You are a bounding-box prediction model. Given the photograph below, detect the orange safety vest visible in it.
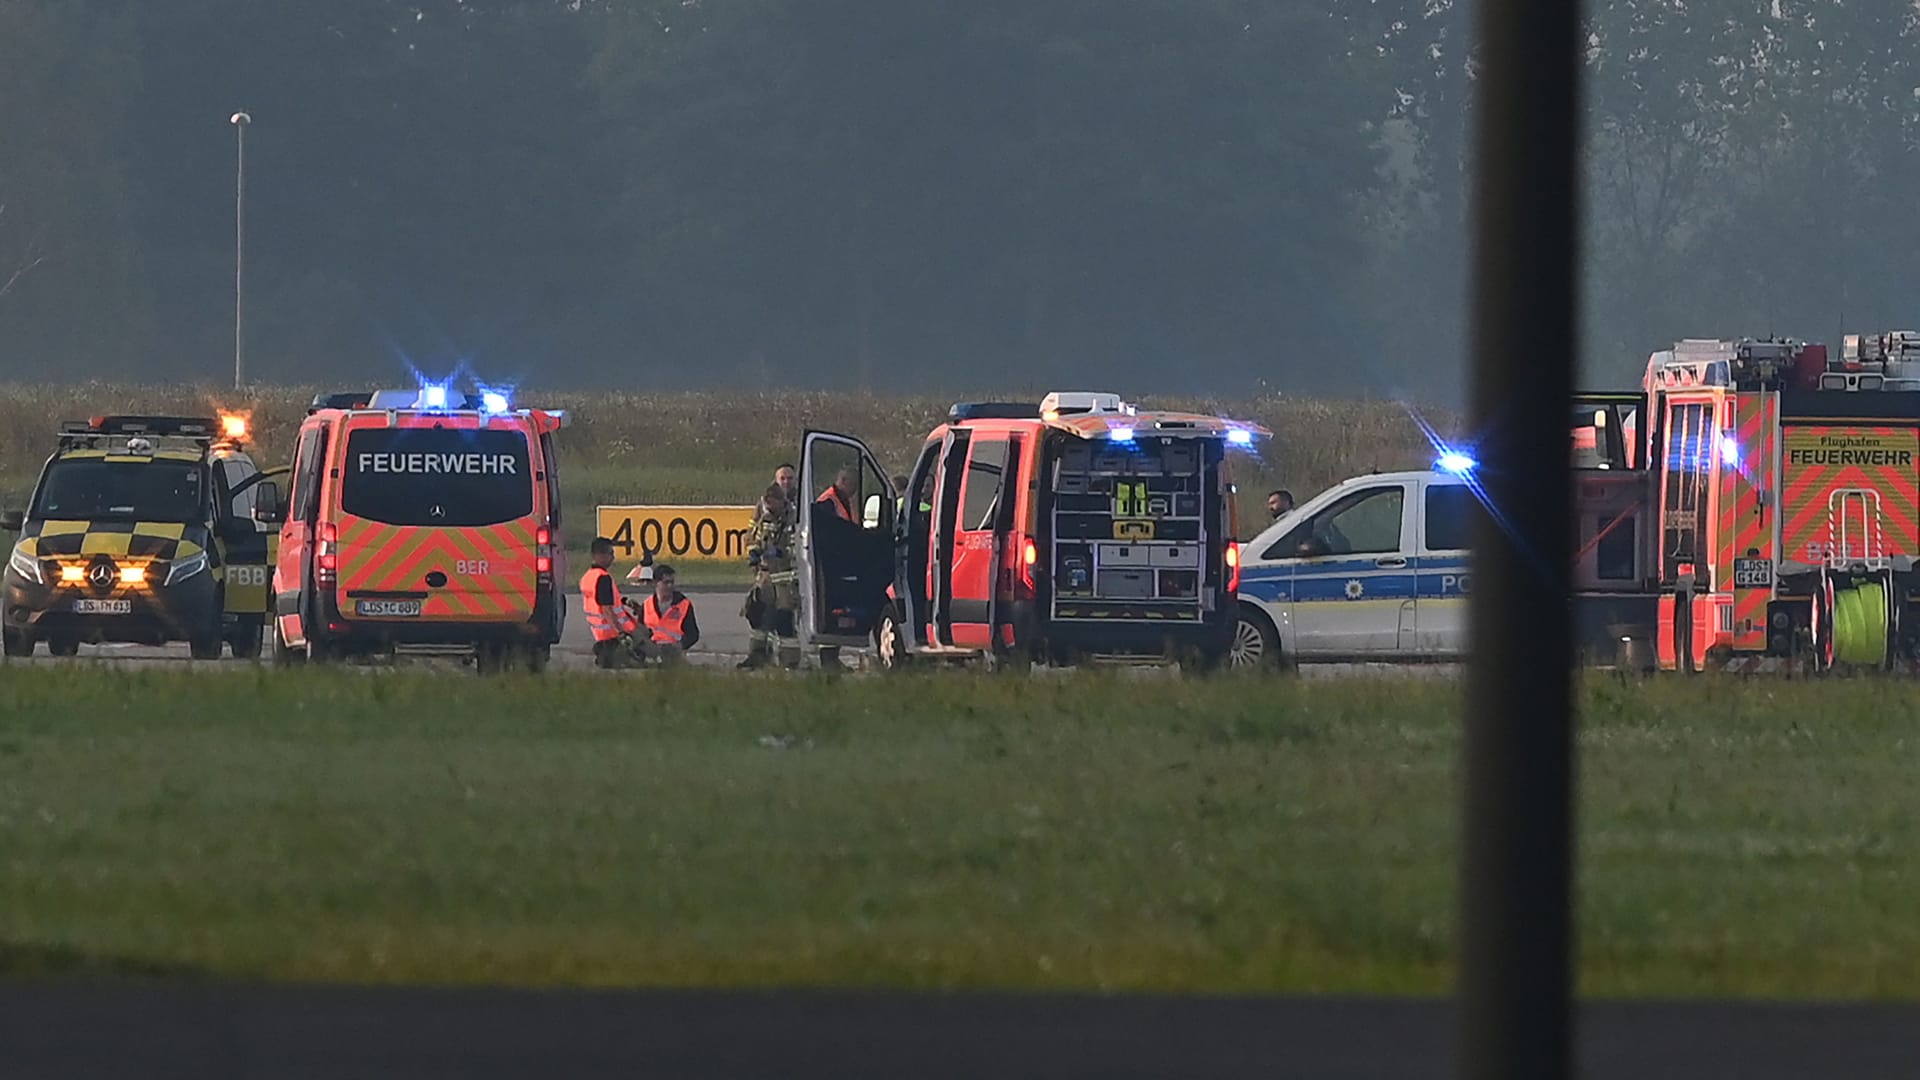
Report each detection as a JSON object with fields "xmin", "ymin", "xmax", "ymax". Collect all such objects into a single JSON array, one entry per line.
[
  {"xmin": 643, "ymin": 594, "xmax": 692, "ymax": 645},
  {"xmin": 817, "ymin": 486, "xmax": 854, "ymax": 522},
  {"xmin": 581, "ymin": 566, "xmax": 638, "ymax": 642}
]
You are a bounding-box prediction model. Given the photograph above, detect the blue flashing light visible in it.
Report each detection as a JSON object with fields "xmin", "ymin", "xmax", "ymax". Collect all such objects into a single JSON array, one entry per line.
[
  {"xmin": 1108, "ymin": 426, "xmax": 1135, "ymax": 442},
  {"xmin": 1226, "ymin": 427, "xmax": 1253, "ymax": 446},
  {"xmin": 419, "ymin": 384, "xmax": 448, "ymax": 410},
  {"xmin": 481, "ymin": 390, "xmax": 510, "ymax": 414},
  {"xmin": 1718, "ymin": 434, "xmax": 1740, "ymax": 469},
  {"xmin": 1436, "ymin": 451, "xmax": 1477, "ymax": 475}
]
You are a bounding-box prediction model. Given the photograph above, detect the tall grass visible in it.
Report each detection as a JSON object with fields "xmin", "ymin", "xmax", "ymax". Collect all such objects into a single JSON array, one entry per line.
[
  {"xmin": 0, "ymin": 383, "xmax": 1457, "ymax": 517},
  {"xmin": 2, "ymin": 667, "xmax": 1917, "ymax": 996}
]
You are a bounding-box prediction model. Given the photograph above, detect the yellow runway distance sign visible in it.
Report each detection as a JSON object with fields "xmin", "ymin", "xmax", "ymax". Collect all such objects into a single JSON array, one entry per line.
[{"xmin": 595, "ymin": 505, "xmax": 757, "ymax": 564}]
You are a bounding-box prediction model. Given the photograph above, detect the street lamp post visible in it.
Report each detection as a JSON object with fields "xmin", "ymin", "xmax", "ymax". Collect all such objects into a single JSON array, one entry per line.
[{"xmin": 230, "ymin": 111, "xmax": 250, "ymax": 390}]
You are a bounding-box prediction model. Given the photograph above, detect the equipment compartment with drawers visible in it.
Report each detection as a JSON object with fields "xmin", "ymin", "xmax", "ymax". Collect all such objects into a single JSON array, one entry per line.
[{"xmin": 1049, "ymin": 435, "xmax": 1213, "ymax": 621}]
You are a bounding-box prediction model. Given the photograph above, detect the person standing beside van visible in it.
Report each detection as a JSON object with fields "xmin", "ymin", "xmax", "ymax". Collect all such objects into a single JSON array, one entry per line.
[{"xmin": 581, "ymin": 537, "xmax": 639, "ymax": 669}]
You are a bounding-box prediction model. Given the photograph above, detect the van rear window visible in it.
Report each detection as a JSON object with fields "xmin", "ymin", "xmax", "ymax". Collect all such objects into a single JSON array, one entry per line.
[{"xmin": 342, "ymin": 428, "xmax": 532, "ymax": 527}]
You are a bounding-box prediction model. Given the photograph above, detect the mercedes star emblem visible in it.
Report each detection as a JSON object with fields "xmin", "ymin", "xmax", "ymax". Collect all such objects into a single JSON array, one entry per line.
[
  {"xmin": 429, "ymin": 504, "xmax": 447, "ymax": 519},
  {"xmin": 87, "ymin": 562, "xmax": 116, "ymax": 588}
]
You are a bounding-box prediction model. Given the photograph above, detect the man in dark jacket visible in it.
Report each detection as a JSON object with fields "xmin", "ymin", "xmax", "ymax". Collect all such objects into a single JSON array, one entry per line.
[{"xmin": 633, "ymin": 563, "xmax": 700, "ymax": 665}]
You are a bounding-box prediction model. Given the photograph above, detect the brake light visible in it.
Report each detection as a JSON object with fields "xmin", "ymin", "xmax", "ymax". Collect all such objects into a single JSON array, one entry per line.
[
  {"xmin": 1226, "ymin": 541, "xmax": 1241, "ymax": 593},
  {"xmin": 317, "ymin": 523, "xmax": 338, "ymax": 580},
  {"xmin": 536, "ymin": 525, "xmax": 554, "ymax": 580},
  {"xmin": 1016, "ymin": 536, "xmax": 1038, "ymax": 594}
]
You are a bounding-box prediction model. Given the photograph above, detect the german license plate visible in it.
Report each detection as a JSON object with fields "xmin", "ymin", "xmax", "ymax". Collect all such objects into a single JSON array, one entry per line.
[
  {"xmin": 356, "ymin": 599, "xmax": 423, "ymax": 617},
  {"xmin": 1733, "ymin": 558, "xmax": 1772, "ymax": 588},
  {"xmin": 73, "ymin": 598, "xmax": 132, "ymax": 615}
]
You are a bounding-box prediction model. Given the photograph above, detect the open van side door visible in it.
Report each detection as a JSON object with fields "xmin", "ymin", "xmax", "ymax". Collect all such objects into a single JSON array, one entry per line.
[
  {"xmin": 797, "ymin": 429, "xmax": 899, "ymax": 649},
  {"xmin": 927, "ymin": 429, "xmax": 970, "ymax": 647},
  {"xmin": 896, "ymin": 439, "xmax": 944, "ymax": 649}
]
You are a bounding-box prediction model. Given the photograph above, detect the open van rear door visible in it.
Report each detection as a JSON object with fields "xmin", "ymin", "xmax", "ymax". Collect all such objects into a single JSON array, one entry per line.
[{"xmin": 798, "ymin": 430, "xmax": 899, "ymax": 649}]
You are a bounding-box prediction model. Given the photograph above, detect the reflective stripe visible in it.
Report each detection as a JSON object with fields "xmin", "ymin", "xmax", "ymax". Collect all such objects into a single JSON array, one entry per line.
[
  {"xmin": 579, "ymin": 567, "xmax": 637, "ymax": 642},
  {"xmin": 644, "ymin": 596, "xmax": 691, "ymax": 644}
]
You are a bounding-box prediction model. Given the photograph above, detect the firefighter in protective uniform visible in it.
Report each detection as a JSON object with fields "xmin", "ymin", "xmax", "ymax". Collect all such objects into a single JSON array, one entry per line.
[
  {"xmin": 581, "ymin": 537, "xmax": 641, "ymax": 668},
  {"xmin": 741, "ymin": 483, "xmax": 801, "ymax": 669}
]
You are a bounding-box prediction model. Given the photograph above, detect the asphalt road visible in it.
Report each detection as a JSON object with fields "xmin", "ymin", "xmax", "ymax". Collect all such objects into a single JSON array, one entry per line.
[
  {"xmin": 2, "ymin": 984, "xmax": 1914, "ymax": 1079},
  {"xmin": 18, "ymin": 589, "xmax": 759, "ymax": 671},
  {"xmin": 17, "ymin": 591, "xmax": 1465, "ymax": 678}
]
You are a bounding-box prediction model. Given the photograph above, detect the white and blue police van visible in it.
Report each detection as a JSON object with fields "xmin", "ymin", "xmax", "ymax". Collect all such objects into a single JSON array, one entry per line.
[{"xmin": 1231, "ymin": 465, "xmax": 1473, "ymax": 668}]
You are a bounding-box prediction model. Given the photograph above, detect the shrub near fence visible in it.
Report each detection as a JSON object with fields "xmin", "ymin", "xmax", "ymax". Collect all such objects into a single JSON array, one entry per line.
[{"xmin": 0, "ymin": 384, "xmax": 1456, "ymax": 533}]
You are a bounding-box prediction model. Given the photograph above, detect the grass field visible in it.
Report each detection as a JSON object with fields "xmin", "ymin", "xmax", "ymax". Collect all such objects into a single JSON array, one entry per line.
[
  {"xmin": 0, "ymin": 383, "xmax": 1454, "ymax": 529},
  {"xmin": 1, "ymin": 668, "xmax": 1914, "ymax": 998}
]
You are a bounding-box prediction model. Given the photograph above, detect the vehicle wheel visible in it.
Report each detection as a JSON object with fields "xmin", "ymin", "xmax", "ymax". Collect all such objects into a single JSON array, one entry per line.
[
  {"xmin": 305, "ymin": 630, "xmax": 334, "ymax": 664},
  {"xmin": 2, "ymin": 628, "xmax": 32, "ymax": 658},
  {"xmin": 47, "ymin": 634, "xmax": 80, "ymax": 658},
  {"xmin": 523, "ymin": 643, "xmax": 550, "ymax": 674},
  {"xmin": 1179, "ymin": 642, "xmax": 1231, "ymax": 675},
  {"xmin": 475, "ymin": 642, "xmax": 507, "ymax": 675},
  {"xmin": 874, "ymin": 607, "xmax": 912, "ymax": 672},
  {"xmin": 229, "ymin": 617, "xmax": 265, "ymax": 660},
  {"xmin": 1229, "ymin": 604, "xmax": 1282, "ymax": 671},
  {"xmin": 189, "ymin": 630, "xmax": 224, "ymax": 661}
]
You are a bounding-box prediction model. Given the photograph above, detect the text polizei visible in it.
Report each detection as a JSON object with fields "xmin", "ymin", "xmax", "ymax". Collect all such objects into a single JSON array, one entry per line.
[{"xmin": 357, "ymin": 452, "xmax": 519, "ymax": 476}]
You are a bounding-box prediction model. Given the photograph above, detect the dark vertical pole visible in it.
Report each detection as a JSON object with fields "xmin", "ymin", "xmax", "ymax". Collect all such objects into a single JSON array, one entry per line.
[{"xmin": 1459, "ymin": 0, "xmax": 1581, "ymax": 1077}]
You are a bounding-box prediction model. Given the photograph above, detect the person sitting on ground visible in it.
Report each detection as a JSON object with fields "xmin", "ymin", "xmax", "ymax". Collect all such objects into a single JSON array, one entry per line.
[{"xmin": 633, "ymin": 563, "xmax": 700, "ymax": 665}]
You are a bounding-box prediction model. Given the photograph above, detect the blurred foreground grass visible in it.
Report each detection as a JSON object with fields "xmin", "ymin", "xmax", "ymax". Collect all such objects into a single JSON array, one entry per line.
[{"xmin": 0, "ymin": 668, "xmax": 1915, "ymax": 997}]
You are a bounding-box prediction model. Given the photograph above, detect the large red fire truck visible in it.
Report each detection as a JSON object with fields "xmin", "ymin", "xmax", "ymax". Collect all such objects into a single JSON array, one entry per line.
[{"xmin": 1579, "ymin": 333, "xmax": 1920, "ymax": 673}]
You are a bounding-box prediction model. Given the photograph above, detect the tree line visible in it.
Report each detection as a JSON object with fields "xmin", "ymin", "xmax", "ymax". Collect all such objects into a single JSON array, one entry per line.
[{"xmin": 0, "ymin": 1, "xmax": 1914, "ymax": 400}]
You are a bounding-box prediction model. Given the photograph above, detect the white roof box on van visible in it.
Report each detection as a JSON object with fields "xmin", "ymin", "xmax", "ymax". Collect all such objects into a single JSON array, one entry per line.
[
  {"xmin": 368, "ymin": 388, "xmax": 431, "ymax": 409},
  {"xmin": 1040, "ymin": 391, "xmax": 1132, "ymax": 419}
]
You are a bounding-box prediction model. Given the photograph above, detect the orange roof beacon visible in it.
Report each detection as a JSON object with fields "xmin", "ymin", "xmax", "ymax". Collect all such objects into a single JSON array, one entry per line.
[
  {"xmin": 793, "ymin": 391, "xmax": 1269, "ymax": 671},
  {"xmin": 262, "ymin": 386, "xmax": 569, "ymax": 672}
]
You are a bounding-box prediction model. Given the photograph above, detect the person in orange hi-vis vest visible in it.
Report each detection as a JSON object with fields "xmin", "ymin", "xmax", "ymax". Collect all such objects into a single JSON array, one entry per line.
[
  {"xmin": 816, "ymin": 467, "xmax": 857, "ymax": 522},
  {"xmin": 635, "ymin": 563, "xmax": 700, "ymax": 665},
  {"xmin": 580, "ymin": 537, "xmax": 640, "ymax": 669},
  {"xmin": 810, "ymin": 466, "xmax": 860, "ymax": 670}
]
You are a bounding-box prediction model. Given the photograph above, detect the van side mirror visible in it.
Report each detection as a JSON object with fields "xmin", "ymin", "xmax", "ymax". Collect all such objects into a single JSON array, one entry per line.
[
  {"xmin": 0, "ymin": 509, "xmax": 22, "ymax": 532},
  {"xmin": 252, "ymin": 481, "xmax": 285, "ymax": 525},
  {"xmin": 862, "ymin": 493, "xmax": 883, "ymax": 530}
]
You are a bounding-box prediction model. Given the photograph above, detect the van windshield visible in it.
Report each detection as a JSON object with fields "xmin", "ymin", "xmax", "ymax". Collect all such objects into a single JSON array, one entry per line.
[
  {"xmin": 34, "ymin": 459, "xmax": 206, "ymax": 522},
  {"xmin": 342, "ymin": 427, "xmax": 533, "ymax": 527}
]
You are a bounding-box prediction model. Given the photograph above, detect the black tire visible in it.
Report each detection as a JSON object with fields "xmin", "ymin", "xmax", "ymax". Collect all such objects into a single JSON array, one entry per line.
[
  {"xmin": 47, "ymin": 634, "xmax": 80, "ymax": 658},
  {"xmin": 475, "ymin": 641, "xmax": 525, "ymax": 676},
  {"xmin": 1229, "ymin": 603, "xmax": 1282, "ymax": 670},
  {"xmin": 1179, "ymin": 642, "xmax": 1231, "ymax": 675},
  {"xmin": 2, "ymin": 628, "xmax": 32, "ymax": 658},
  {"xmin": 189, "ymin": 630, "xmax": 224, "ymax": 661},
  {"xmin": 874, "ymin": 606, "xmax": 913, "ymax": 672}
]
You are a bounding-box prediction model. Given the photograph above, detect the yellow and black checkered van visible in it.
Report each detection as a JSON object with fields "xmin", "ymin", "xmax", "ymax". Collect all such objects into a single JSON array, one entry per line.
[{"xmin": 2, "ymin": 415, "xmax": 281, "ymax": 659}]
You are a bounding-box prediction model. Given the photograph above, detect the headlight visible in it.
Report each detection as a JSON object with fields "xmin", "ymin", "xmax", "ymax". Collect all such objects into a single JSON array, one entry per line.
[
  {"xmin": 8, "ymin": 544, "xmax": 43, "ymax": 585},
  {"xmin": 164, "ymin": 551, "xmax": 209, "ymax": 586}
]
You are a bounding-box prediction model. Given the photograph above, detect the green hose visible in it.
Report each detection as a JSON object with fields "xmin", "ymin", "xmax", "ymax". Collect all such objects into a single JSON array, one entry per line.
[{"xmin": 1831, "ymin": 580, "xmax": 1888, "ymax": 667}]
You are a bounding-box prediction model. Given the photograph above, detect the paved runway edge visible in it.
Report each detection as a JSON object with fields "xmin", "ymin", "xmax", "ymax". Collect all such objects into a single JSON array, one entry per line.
[{"xmin": 4, "ymin": 983, "xmax": 1916, "ymax": 1079}]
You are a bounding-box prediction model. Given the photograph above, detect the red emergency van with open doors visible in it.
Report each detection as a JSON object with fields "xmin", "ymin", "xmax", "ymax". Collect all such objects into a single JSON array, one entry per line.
[{"xmin": 796, "ymin": 392, "xmax": 1267, "ymax": 670}]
